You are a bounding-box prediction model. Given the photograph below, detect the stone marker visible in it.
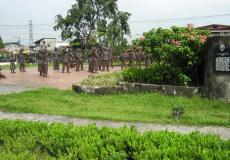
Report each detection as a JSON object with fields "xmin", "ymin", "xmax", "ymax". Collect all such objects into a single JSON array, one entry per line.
[{"xmin": 204, "ymin": 36, "xmax": 230, "ymax": 102}]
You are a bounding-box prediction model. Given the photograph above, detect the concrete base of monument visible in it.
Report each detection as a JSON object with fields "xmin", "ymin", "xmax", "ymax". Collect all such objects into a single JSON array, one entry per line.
[{"xmin": 72, "ymin": 82, "xmax": 203, "ymax": 97}]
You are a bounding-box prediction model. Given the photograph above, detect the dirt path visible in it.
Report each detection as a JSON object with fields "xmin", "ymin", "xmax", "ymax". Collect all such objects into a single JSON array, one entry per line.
[{"xmin": 0, "ymin": 111, "xmax": 229, "ymax": 139}]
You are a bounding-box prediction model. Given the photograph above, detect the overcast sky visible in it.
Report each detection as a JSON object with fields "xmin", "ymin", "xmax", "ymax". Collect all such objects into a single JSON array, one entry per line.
[{"xmin": 0, "ymin": 0, "xmax": 230, "ymax": 45}]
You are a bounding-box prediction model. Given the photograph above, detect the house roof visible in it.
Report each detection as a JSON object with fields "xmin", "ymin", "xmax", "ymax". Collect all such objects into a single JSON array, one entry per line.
[
  {"xmin": 34, "ymin": 38, "xmax": 56, "ymax": 44},
  {"xmin": 4, "ymin": 42, "xmax": 21, "ymax": 46},
  {"xmin": 197, "ymin": 24, "xmax": 230, "ymax": 31}
]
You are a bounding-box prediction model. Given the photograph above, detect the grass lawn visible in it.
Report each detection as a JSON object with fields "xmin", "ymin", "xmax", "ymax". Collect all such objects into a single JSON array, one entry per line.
[{"xmin": 0, "ymin": 88, "xmax": 229, "ymax": 126}]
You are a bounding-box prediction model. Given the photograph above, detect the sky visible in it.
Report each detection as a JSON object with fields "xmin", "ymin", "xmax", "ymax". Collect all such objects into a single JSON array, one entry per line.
[{"xmin": 0, "ymin": 0, "xmax": 230, "ymax": 45}]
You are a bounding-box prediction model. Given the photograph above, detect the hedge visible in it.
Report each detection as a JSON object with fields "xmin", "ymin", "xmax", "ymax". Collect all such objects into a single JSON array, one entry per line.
[{"xmin": 0, "ymin": 120, "xmax": 229, "ymax": 159}]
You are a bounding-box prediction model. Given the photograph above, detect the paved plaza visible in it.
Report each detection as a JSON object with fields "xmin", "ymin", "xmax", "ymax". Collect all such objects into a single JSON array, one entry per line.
[{"xmin": 0, "ymin": 66, "xmax": 120, "ymax": 92}]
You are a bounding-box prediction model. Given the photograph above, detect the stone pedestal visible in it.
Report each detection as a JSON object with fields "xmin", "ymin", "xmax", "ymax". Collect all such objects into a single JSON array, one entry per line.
[{"xmin": 204, "ymin": 36, "xmax": 230, "ymax": 102}]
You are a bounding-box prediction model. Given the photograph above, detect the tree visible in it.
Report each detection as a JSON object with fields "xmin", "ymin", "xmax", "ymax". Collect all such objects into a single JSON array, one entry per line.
[
  {"xmin": 0, "ymin": 37, "xmax": 4, "ymax": 49},
  {"xmin": 54, "ymin": 0, "xmax": 131, "ymax": 51}
]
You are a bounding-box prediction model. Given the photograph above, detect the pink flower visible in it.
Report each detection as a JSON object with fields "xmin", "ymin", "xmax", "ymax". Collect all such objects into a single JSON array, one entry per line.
[
  {"xmin": 139, "ymin": 35, "xmax": 145, "ymax": 41},
  {"xmin": 190, "ymin": 35, "xmax": 195, "ymax": 41},
  {"xmin": 175, "ymin": 41, "xmax": 181, "ymax": 46},
  {"xmin": 172, "ymin": 40, "xmax": 181, "ymax": 46},
  {"xmin": 200, "ymin": 35, "xmax": 207, "ymax": 44}
]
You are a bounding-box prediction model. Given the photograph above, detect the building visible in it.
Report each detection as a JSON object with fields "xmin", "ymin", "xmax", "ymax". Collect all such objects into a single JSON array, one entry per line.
[
  {"xmin": 0, "ymin": 48, "xmax": 10, "ymax": 63},
  {"xmin": 197, "ymin": 24, "xmax": 230, "ymax": 36},
  {"xmin": 34, "ymin": 38, "xmax": 57, "ymax": 51},
  {"xmin": 4, "ymin": 42, "xmax": 23, "ymax": 54}
]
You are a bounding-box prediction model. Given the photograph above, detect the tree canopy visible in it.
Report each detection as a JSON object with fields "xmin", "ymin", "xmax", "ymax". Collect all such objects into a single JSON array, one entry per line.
[
  {"xmin": 54, "ymin": 0, "xmax": 131, "ymax": 50},
  {"xmin": 0, "ymin": 37, "xmax": 4, "ymax": 49}
]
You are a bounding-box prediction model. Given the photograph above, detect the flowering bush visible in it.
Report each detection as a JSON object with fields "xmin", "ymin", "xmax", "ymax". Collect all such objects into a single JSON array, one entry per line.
[{"xmin": 134, "ymin": 26, "xmax": 210, "ymax": 85}]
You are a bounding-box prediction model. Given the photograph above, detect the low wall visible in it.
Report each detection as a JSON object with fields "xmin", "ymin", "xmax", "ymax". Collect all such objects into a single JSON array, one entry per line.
[{"xmin": 73, "ymin": 82, "xmax": 202, "ymax": 96}]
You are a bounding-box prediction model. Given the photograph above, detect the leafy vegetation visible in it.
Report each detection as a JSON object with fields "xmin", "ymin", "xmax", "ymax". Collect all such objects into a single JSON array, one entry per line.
[
  {"xmin": 0, "ymin": 36, "xmax": 4, "ymax": 49},
  {"xmin": 122, "ymin": 64, "xmax": 190, "ymax": 85},
  {"xmin": 0, "ymin": 120, "xmax": 229, "ymax": 159},
  {"xmin": 54, "ymin": 0, "xmax": 131, "ymax": 53},
  {"xmin": 0, "ymin": 88, "xmax": 229, "ymax": 126},
  {"xmin": 133, "ymin": 27, "xmax": 210, "ymax": 85},
  {"xmin": 81, "ymin": 72, "xmax": 123, "ymax": 87}
]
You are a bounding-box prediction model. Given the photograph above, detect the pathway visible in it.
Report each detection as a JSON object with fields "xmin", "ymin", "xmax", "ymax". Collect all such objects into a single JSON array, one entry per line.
[
  {"xmin": 0, "ymin": 84, "xmax": 30, "ymax": 94},
  {"xmin": 0, "ymin": 111, "xmax": 229, "ymax": 140}
]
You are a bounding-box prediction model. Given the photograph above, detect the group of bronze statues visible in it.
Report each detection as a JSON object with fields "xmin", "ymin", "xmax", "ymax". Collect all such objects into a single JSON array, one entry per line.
[
  {"xmin": 120, "ymin": 47, "xmax": 152, "ymax": 69},
  {"xmin": 8, "ymin": 49, "xmax": 26, "ymax": 74},
  {"xmin": 88, "ymin": 47, "xmax": 113, "ymax": 73},
  {"xmin": 0, "ymin": 42, "xmax": 153, "ymax": 79},
  {"xmin": 36, "ymin": 42, "xmax": 85, "ymax": 76}
]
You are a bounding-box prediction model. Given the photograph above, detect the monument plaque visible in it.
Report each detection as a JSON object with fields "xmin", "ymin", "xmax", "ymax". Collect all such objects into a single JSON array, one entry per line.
[{"xmin": 215, "ymin": 45, "xmax": 230, "ymax": 72}]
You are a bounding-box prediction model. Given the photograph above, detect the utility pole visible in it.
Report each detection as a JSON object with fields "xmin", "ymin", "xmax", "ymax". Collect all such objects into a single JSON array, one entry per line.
[
  {"xmin": 29, "ymin": 20, "xmax": 36, "ymax": 63},
  {"xmin": 29, "ymin": 20, "xmax": 33, "ymax": 47}
]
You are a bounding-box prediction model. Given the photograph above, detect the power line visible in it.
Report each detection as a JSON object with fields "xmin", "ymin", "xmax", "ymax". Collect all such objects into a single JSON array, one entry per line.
[
  {"xmin": 129, "ymin": 13, "xmax": 230, "ymax": 23},
  {"xmin": 0, "ymin": 13, "xmax": 229, "ymax": 26}
]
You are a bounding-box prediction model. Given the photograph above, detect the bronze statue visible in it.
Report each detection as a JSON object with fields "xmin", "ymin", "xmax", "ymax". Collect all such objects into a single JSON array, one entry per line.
[
  {"xmin": 98, "ymin": 47, "xmax": 103, "ymax": 71},
  {"xmin": 62, "ymin": 47, "xmax": 71, "ymax": 73},
  {"xmin": 135, "ymin": 47, "xmax": 143, "ymax": 69},
  {"xmin": 37, "ymin": 47, "xmax": 43, "ymax": 76},
  {"xmin": 108, "ymin": 48, "xmax": 114, "ymax": 68},
  {"xmin": 128, "ymin": 49, "xmax": 135, "ymax": 67},
  {"xmin": 53, "ymin": 47, "xmax": 59, "ymax": 70},
  {"xmin": 18, "ymin": 49, "xmax": 26, "ymax": 72},
  {"xmin": 145, "ymin": 54, "xmax": 152, "ymax": 68},
  {"xmin": 37, "ymin": 42, "xmax": 48, "ymax": 77},
  {"xmin": 102, "ymin": 48, "xmax": 110, "ymax": 71},
  {"xmin": 91, "ymin": 47, "xmax": 99, "ymax": 73},
  {"xmin": 120, "ymin": 51, "xmax": 127, "ymax": 69},
  {"xmin": 88, "ymin": 51, "xmax": 93, "ymax": 73},
  {"xmin": 9, "ymin": 52, "xmax": 16, "ymax": 73},
  {"xmin": 41, "ymin": 43, "xmax": 48, "ymax": 77},
  {"xmin": 69, "ymin": 48, "xmax": 76, "ymax": 69},
  {"xmin": 75, "ymin": 48, "xmax": 83, "ymax": 72},
  {"xmin": 0, "ymin": 67, "xmax": 6, "ymax": 79}
]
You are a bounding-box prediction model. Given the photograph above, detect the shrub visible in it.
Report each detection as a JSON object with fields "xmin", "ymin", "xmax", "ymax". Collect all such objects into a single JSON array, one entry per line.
[
  {"xmin": 122, "ymin": 64, "xmax": 191, "ymax": 85},
  {"xmin": 133, "ymin": 26, "xmax": 210, "ymax": 85},
  {"xmin": 0, "ymin": 120, "xmax": 229, "ymax": 159},
  {"xmin": 81, "ymin": 72, "xmax": 123, "ymax": 87}
]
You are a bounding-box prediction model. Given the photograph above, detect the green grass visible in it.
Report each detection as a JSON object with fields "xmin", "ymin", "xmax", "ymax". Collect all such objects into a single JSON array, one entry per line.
[
  {"xmin": 0, "ymin": 120, "xmax": 229, "ymax": 159},
  {"xmin": 0, "ymin": 88, "xmax": 229, "ymax": 126}
]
